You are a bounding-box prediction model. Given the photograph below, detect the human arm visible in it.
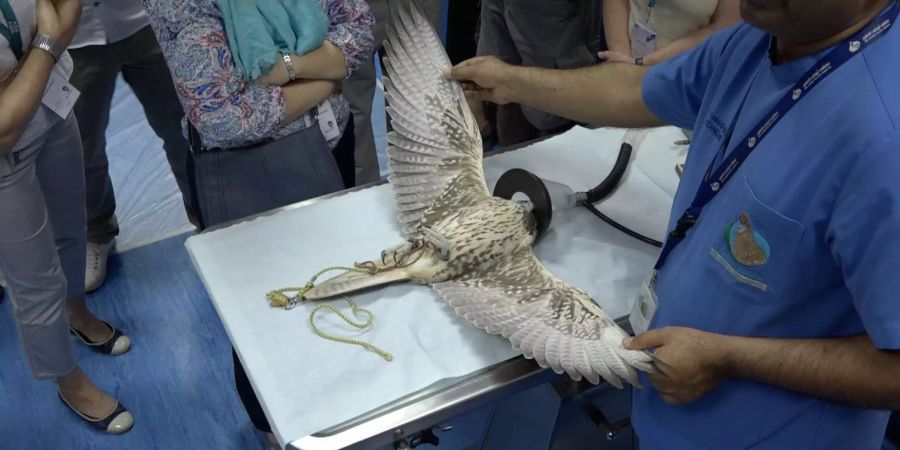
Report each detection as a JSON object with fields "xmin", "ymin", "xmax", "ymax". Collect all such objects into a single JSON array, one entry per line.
[
  {"xmin": 164, "ymin": 14, "xmax": 338, "ymax": 147},
  {"xmin": 448, "ymin": 23, "xmax": 740, "ymax": 130},
  {"xmin": 257, "ymin": 0, "xmax": 374, "ymax": 85},
  {"xmin": 446, "ymin": 56, "xmax": 662, "ymax": 128},
  {"xmin": 603, "ymin": 0, "xmax": 632, "ymax": 55},
  {"xmin": 279, "ymin": 79, "xmax": 339, "ymax": 127},
  {"xmin": 625, "ymin": 133, "xmax": 900, "ymax": 410},
  {"xmin": 259, "ymin": 42, "xmax": 348, "ymax": 85},
  {"xmin": 0, "ymin": 0, "xmax": 80, "ymax": 154},
  {"xmin": 641, "ymin": 0, "xmax": 740, "ymax": 65},
  {"xmin": 624, "ymin": 328, "xmax": 900, "ymax": 410}
]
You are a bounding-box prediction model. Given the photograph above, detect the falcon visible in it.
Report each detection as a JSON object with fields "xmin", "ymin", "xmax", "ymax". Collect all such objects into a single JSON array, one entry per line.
[{"xmin": 302, "ymin": 4, "xmax": 653, "ymax": 387}]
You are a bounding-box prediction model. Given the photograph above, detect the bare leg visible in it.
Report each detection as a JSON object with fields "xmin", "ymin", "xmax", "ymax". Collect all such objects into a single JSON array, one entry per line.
[
  {"xmin": 66, "ymin": 296, "xmax": 113, "ymax": 343},
  {"xmin": 57, "ymin": 365, "xmax": 117, "ymax": 419}
]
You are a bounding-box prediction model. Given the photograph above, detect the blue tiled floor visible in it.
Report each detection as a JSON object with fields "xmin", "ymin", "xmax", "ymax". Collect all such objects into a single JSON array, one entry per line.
[{"xmin": 0, "ymin": 234, "xmax": 263, "ymax": 449}]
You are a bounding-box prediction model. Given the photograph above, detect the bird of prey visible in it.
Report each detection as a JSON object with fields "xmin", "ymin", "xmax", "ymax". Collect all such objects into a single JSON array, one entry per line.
[{"xmin": 303, "ymin": 4, "xmax": 653, "ymax": 387}]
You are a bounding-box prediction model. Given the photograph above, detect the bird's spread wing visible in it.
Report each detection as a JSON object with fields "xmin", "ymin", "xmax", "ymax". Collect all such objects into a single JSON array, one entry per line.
[
  {"xmin": 432, "ymin": 249, "xmax": 654, "ymax": 387},
  {"xmin": 383, "ymin": 4, "xmax": 488, "ymax": 235}
]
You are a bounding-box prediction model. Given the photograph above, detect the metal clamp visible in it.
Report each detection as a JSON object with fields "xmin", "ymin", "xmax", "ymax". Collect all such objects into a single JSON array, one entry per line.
[{"xmin": 419, "ymin": 227, "xmax": 452, "ymax": 261}]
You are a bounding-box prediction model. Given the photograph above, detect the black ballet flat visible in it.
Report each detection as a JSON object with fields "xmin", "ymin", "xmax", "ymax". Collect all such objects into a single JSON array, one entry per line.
[
  {"xmin": 69, "ymin": 321, "xmax": 131, "ymax": 355},
  {"xmin": 58, "ymin": 390, "xmax": 134, "ymax": 434}
]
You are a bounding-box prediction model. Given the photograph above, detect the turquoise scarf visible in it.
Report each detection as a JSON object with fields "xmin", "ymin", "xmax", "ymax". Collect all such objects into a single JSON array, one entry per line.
[{"xmin": 218, "ymin": 0, "xmax": 330, "ymax": 81}]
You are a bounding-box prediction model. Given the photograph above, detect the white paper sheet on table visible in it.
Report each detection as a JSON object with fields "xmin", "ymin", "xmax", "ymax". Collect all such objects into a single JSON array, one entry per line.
[{"xmin": 185, "ymin": 126, "xmax": 687, "ymax": 447}]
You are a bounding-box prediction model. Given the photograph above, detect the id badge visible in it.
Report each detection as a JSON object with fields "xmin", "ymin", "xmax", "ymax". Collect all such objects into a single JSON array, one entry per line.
[
  {"xmin": 631, "ymin": 21, "xmax": 658, "ymax": 59},
  {"xmin": 42, "ymin": 71, "xmax": 80, "ymax": 119},
  {"xmin": 629, "ymin": 272, "xmax": 659, "ymax": 335},
  {"xmin": 316, "ymin": 100, "xmax": 341, "ymax": 141}
]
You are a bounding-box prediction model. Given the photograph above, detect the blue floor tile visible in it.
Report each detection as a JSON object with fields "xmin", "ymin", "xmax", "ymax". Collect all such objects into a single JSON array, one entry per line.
[{"xmin": 0, "ymin": 233, "xmax": 264, "ymax": 450}]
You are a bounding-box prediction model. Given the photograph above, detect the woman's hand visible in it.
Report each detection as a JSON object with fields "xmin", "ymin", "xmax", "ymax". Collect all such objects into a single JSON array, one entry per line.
[
  {"xmin": 36, "ymin": 0, "xmax": 82, "ymax": 49},
  {"xmin": 36, "ymin": 0, "xmax": 62, "ymax": 42},
  {"xmin": 257, "ymin": 57, "xmax": 289, "ymax": 86},
  {"xmin": 279, "ymin": 79, "xmax": 341, "ymax": 127},
  {"xmin": 597, "ymin": 50, "xmax": 636, "ymax": 65},
  {"xmin": 324, "ymin": 79, "xmax": 341, "ymax": 95}
]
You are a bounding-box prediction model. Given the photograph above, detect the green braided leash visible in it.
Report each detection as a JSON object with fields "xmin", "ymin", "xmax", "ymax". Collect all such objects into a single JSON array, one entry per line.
[
  {"xmin": 265, "ymin": 266, "xmax": 393, "ymax": 362},
  {"xmin": 308, "ymin": 298, "xmax": 393, "ymax": 361}
]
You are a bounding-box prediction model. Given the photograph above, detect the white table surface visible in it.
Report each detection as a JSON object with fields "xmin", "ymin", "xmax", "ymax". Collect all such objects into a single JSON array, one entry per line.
[{"xmin": 185, "ymin": 125, "xmax": 687, "ymax": 447}]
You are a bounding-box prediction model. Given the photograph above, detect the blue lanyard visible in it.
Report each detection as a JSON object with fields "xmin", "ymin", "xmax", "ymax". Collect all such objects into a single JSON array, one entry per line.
[
  {"xmin": 653, "ymin": 0, "xmax": 900, "ymax": 275},
  {"xmin": 0, "ymin": 0, "xmax": 21, "ymax": 60}
]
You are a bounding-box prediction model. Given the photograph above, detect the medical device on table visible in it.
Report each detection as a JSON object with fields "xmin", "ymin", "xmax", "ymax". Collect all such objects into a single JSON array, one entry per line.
[{"xmin": 493, "ymin": 141, "xmax": 664, "ymax": 248}]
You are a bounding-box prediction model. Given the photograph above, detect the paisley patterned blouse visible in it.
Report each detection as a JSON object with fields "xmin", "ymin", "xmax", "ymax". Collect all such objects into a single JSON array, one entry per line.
[{"xmin": 142, "ymin": 0, "xmax": 374, "ymax": 149}]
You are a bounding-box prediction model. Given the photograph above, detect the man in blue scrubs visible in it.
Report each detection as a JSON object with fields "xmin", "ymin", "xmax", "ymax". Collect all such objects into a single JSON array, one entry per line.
[{"xmin": 448, "ymin": 0, "xmax": 900, "ymax": 448}]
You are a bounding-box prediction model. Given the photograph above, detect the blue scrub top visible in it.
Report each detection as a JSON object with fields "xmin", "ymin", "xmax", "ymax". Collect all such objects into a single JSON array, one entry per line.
[{"xmin": 631, "ymin": 19, "xmax": 900, "ymax": 450}]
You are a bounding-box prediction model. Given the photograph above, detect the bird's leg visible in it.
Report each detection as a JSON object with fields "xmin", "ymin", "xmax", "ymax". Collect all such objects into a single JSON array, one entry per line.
[
  {"xmin": 418, "ymin": 226, "xmax": 452, "ymax": 261},
  {"xmin": 381, "ymin": 240, "xmax": 416, "ymax": 265}
]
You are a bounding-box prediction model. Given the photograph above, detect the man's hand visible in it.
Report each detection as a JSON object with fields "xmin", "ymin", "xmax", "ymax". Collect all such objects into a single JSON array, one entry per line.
[
  {"xmin": 445, "ymin": 56, "xmax": 517, "ymax": 105},
  {"xmin": 625, "ymin": 327, "xmax": 731, "ymax": 405},
  {"xmin": 598, "ymin": 50, "xmax": 636, "ymax": 65}
]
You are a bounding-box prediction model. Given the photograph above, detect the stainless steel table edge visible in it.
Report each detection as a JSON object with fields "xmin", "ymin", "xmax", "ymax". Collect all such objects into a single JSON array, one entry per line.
[{"xmin": 287, "ymin": 317, "xmax": 633, "ymax": 450}]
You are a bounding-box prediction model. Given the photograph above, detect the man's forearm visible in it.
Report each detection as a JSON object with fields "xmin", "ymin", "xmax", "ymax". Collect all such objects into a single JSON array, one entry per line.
[
  {"xmin": 506, "ymin": 64, "xmax": 663, "ymax": 128},
  {"xmin": 723, "ymin": 333, "xmax": 900, "ymax": 410}
]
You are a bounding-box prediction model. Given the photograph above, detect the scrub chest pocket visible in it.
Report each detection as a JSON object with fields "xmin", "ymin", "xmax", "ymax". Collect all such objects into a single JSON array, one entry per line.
[{"xmin": 703, "ymin": 176, "xmax": 805, "ymax": 301}]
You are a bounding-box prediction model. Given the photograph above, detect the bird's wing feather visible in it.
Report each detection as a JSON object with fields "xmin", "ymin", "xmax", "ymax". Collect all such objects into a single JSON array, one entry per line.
[
  {"xmin": 383, "ymin": 4, "xmax": 489, "ymax": 235},
  {"xmin": 432, "ymin": 249, "xmax": 654, "ymax": 387}
]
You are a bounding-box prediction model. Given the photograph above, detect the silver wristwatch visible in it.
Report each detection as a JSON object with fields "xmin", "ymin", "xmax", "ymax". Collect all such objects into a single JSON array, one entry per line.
[
  {"xmin": 282, "ymin": 53, "xmax": 297, "ymax": 81},
  {"xmin": 32, "ymin": 34, "xmax": 64, "ymax": 62}
]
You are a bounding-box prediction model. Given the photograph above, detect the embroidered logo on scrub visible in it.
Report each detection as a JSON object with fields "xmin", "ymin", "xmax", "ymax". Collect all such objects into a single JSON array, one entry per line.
[
  {"xmin": 710, "ymin": 212, "xmax": 770, "ymax": 291},
  {"xmin": 728, "ymin": 212, "xmax": 770, "ymax": 266}
]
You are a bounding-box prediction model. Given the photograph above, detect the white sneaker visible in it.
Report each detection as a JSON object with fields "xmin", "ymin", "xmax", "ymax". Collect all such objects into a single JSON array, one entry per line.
[{"xmin": 85, "ymin": 240, "xmax": 114, "ymax": 293}]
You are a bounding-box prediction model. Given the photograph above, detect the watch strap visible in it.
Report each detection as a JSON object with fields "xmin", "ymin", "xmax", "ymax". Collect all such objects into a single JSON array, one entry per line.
[
  {"xmin": 31, "ymin": 34, "xmax": 63, "ymax": 62},
  {"xmin": 282, "ymin": 53, "xmax": 297, "ymax": 81}
]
